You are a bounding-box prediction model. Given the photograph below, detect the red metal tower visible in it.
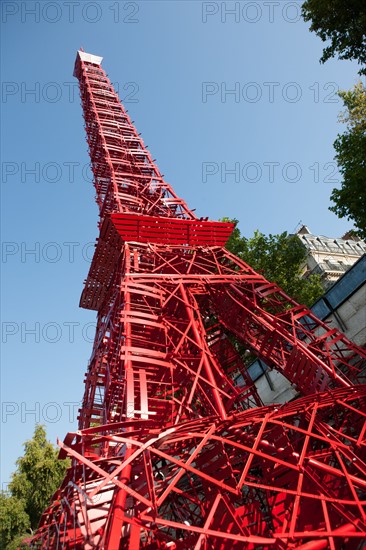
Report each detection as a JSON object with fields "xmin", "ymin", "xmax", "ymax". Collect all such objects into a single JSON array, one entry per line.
[{"xmin": 31, "ymin": 51, "xmax": 366, "ymax": 549}]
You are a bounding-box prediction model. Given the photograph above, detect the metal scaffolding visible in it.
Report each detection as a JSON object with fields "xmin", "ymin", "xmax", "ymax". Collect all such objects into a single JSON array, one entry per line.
[{"xmin": 30, "ymin": 50, "xmax": 366, "ymax": 549}]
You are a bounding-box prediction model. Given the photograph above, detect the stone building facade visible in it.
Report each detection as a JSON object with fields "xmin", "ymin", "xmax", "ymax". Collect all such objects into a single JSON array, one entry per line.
[{"xmin": 295, "ymin": 224, "xmax": 366, "ymax": 289}]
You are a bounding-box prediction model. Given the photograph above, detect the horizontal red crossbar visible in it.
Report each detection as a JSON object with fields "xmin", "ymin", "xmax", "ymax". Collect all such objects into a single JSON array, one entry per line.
[{"xmin": 110, "ymin": 213, "xmax": 234, "ymax": 246}]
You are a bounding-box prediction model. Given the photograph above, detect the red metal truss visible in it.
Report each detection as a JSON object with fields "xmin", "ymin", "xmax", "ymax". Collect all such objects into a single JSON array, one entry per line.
[
  {"xmin": 33, "ymin": 386, "xmax": 366, "ymax": 549},
  {"xmin": 72, "ymin": 51, "xmax": 194, "ymax": 222},
  {"xmin": 30, "ymin": 51, "xmax": 366, "ymax": 549},
  {"xmin": 110, "ymin": 213, "xmax": 235, "ymax": 247}
]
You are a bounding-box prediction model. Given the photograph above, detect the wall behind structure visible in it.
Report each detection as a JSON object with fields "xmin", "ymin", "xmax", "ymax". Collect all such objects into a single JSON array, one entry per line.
[
  {"xmin": 243, "ymin": 254, "xmax": 366, "ymax": 406},
  {"xmin": 312, "ymin": 254, "xmax": 366, "ymax": 347}
]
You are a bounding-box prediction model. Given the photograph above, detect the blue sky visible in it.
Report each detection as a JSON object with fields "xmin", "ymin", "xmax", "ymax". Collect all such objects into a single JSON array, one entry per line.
[{"xmin": 1, "ymin": 1, "xmax": 363, "ymax": 484}]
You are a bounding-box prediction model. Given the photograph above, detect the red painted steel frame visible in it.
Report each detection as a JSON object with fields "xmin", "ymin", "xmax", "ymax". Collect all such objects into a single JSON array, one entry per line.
[{"xmin": 30, "ymin": 51, "xmax": 366, "ymax": 549}]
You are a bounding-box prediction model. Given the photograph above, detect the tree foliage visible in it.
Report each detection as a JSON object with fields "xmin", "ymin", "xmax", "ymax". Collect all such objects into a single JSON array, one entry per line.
[
  {"xmin": 329, "ymin": 82, "xmax": 366, "ymax": 239},
  {"xmin": 0, "ymin": 493, "xmax": 30, "ymax": 549},
  {"xmin": 9, "ymin": 425, "xmax": 69, "ymax": 530},
  {"xmin": 1, "ymin": 425, "xmax": 69, "ymax": 548},
  {"xmin": 223, "ymin": 220, "xmax": 324, "ymax": 306},
  {"xmin": 301, "ymin": 0, "xmax": 366, "ymax": 74}
]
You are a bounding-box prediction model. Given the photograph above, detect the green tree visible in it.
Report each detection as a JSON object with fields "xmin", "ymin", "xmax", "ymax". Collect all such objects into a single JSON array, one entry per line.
[
  {"xmin": 223, "ymin": 220, "xmax": 324, "ymax": 306},
  {"xmin": 301, "ymin": 0, "xmax": 366, "ymax": 74},
  {"xmin": 9, "ymin": 425, "xmax": 69, "ymax": 531},
  {"xmin": 329, "ymin": 82, "xmax": 366, "ymax": 239},
  {"xmin": 0, "ymin": 493, "xmax": 30, "ymax": 549}
]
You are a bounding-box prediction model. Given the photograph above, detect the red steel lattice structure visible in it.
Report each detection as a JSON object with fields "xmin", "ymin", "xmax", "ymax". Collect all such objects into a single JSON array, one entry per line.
[{"xmin": 31, "ymin": 51, "xmax": 366, "ymax": 549}]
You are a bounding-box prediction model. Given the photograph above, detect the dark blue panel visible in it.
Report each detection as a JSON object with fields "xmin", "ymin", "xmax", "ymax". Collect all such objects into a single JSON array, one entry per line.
[
  {"xmin": 247, "ymin": 360, "xmax": 269, "ymax": 382},
  {"xmin": 311, "ymin": 298, "xmax": 332, "ymax": 320},
  {"xmin": 326, "ymin": 255, "xmax": 366, "ymax": 309}
]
